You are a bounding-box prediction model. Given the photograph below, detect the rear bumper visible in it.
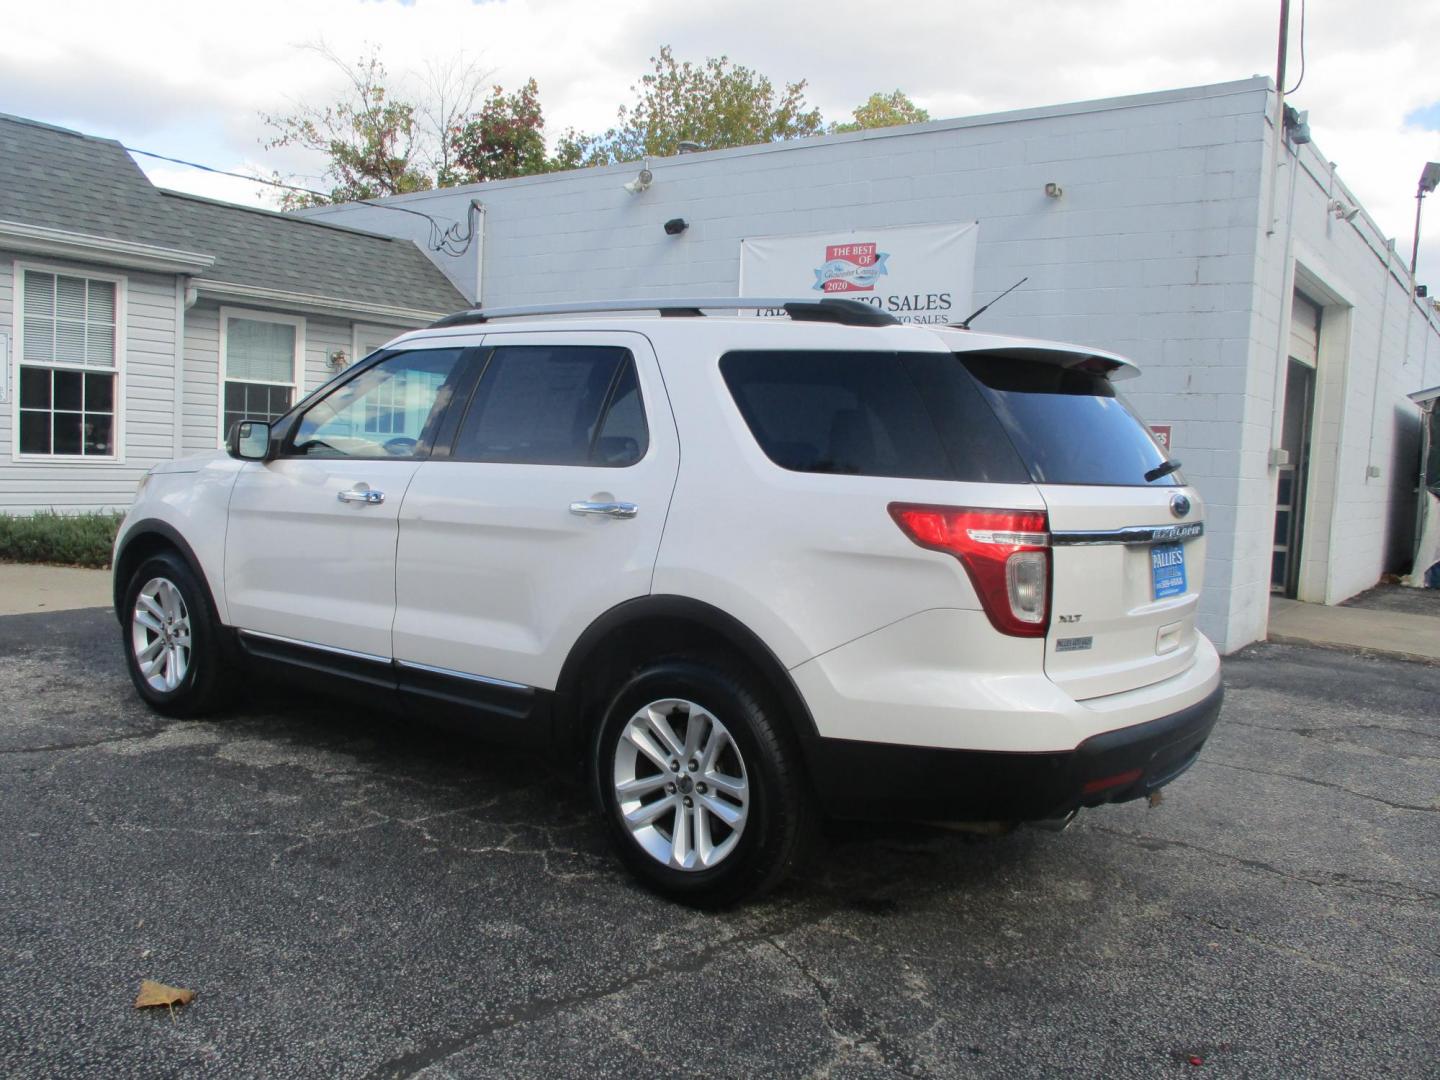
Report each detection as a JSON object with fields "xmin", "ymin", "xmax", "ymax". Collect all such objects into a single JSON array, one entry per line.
[{"xmin": 801, "ymin": 682, "xmax": 1223, "ymax": 823}]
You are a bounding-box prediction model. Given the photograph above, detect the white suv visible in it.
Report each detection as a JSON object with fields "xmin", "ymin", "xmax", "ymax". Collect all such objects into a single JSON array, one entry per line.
[{"xmin": 114, "ymin": 297, "xmax": 1221, "ymax": 905}]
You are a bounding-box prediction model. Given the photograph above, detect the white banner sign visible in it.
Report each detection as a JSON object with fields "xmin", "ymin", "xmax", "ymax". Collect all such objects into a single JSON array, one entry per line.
[{"xmin": 739, "ymin": 221, "xmax": 978, "ymax": 324}]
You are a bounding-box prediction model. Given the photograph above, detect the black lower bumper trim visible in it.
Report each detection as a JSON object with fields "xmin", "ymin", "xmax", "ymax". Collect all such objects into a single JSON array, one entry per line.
[{"xmin": 802, "ymin": 683, "xmax": 1223, "ymax": 823}]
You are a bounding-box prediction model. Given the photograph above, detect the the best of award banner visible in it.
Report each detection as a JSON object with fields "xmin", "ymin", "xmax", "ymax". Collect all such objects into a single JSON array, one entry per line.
[{"xmin": 739, "ymin": 221, "xmax": 978, "ymax": 324}]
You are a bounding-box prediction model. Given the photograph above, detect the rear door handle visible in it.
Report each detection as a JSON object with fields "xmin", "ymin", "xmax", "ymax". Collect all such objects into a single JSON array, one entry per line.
[
  {"xmin": 569, "ymin": 500, "xmax": 638, "ymax": 519},
  {"xmin": 337, "ymin": 488, "xmax": 385, "ymax": 505}
]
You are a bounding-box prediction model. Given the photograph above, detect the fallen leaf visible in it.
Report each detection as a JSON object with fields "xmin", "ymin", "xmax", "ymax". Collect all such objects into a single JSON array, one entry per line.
[
  {"xmin": 1148, "ymin": 790, "xmax": 1165, "ymax": 808},
  {"xmin": 134, "ymin": 980, "xmax": 195, "ymax": 1009}
]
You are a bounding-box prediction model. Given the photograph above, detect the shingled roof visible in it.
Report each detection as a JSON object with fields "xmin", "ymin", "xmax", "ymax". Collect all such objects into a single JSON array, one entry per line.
[
  {"xmin": 0, "ymin": 112, "xmax": 467, "ymax": 316},
  {"xmin": 159, "ymin": 190, "xmax": 467, "ymax": 314}
]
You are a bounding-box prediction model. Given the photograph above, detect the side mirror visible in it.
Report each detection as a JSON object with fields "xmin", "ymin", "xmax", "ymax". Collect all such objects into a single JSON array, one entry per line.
[{"xmin": 228, "ymin": 419, "xmax": 273, "ymax": 461}]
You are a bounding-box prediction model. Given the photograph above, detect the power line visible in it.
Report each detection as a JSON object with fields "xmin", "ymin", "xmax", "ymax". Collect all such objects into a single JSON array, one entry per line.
[
  {"xmin": 1284, "ymin": 0, "xmax": 1306, "ymax": 95},
  {"xmin": 123, "ymin": 144, "xmax": 475, "ymax": 256}
]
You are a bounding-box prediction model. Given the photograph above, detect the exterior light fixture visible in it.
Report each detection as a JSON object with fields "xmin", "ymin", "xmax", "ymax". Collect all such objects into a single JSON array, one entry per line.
[
  {"xmin": 663, "ymin": 218, "xmax": 689, "ymax": 236},
  {"xmin": 1413, "ymin": 162, "xmax": 1440, "ymax": 282},
  {"xmin": 1044, "ymin": 182, "xmax": 1063, "ymax": 198},
  {"xmin": 624, "ymin": 165, "xmax": 654, "ymax": 194},
  {"xmin": 1329, "ymin": 199, "xmax": 1360, "ymax": 222}
]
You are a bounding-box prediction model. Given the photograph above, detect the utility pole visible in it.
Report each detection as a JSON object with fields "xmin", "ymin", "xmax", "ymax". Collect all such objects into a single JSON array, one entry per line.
[
  {"xmin": 1412, "ymin": 163, "xmax": 1440, "ymax": 285},
  {"xmin": 1265, "ymin": 0, "xmax": 1291, "ymax": 235}
]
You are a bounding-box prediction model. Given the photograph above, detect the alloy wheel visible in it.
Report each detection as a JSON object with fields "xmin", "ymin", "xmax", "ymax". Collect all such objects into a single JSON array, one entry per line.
[
  {"xmin": 612, "ymin": 698, "xmax": 750, "ymax": 871},
  {"xmin": 130, "ymin": 577, "xmax": 192, "ymax": 693}
]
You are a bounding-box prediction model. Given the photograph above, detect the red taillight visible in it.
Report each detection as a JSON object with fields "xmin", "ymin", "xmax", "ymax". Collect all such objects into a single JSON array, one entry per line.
[{"xmin": 888, "ymin": 503, "xmax": 1051, "ymax": 637}]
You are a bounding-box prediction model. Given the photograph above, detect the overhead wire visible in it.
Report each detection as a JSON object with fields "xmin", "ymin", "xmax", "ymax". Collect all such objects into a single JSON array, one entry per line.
[
  {"xmin": 1284, "ymin": 0, "xmax": 1306, "ymax": 95},
  {"xmin": 122, "ymin": 144, "xmax": 475, "ymax": 256}
]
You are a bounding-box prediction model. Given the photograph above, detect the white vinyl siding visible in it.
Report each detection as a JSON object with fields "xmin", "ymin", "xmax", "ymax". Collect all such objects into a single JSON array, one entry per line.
[
  {"xmin": 1, "ymin": 253, "xmax": 180, "ymax": 512},
  {"xmin": 14, "ymin": 266, "xmax": 123, "ymax": 459},
  {"xmin": 218, "ymin": 307, "xmax": 304, "ymax": 444}
]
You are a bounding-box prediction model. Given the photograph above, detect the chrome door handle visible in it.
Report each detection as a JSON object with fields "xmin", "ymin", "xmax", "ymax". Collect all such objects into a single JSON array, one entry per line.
[
  {"xmin": 337, "ymin": 488, "xmax": 385, "ymax": 505},
  {"xmin": 569, "ymin": 500, "xmax": 638, "ymax": 519}
]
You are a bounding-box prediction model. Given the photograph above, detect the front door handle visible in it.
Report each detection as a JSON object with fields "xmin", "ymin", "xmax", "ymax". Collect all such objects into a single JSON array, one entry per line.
[
  {"xmin": 337, "ymin": 488, "xmax": 385, "ymax": 505},
  {"xmin": 569, "ymin": 500, "xmax": 638, "ymax": 519}
]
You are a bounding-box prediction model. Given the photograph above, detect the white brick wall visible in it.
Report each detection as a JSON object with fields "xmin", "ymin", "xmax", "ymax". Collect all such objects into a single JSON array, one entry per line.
[{"xmin": 300, "ymin": 78, "xmax": 1440, "ymax": 653}]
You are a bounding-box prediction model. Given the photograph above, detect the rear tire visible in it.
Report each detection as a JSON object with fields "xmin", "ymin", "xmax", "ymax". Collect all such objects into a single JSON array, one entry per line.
[
  {"xmin": 592, "ymin": 657, "xmax": 814, "ymax": 907},
  {"xmin": 120, "ymin": 551, "xmax": 231, "ymax": 717}
]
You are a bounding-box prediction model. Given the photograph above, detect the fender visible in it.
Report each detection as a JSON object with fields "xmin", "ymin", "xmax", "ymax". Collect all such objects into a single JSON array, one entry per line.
[
  {"xmin": 111, "ymin": 519, "xmax": 217, "ymax": 624},
  {"xmin": 554, "ymin": 593, "xmax": 820, "ymax": 743}
]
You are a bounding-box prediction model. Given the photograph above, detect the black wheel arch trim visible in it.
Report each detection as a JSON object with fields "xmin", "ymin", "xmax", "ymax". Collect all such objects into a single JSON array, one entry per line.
[
  {"xmin": 554, "ymin": 594, "xmax": 820, "ymax": 746},
  {"xmin": 112, "ymin": 519, "xmax": 217, "ymax": 623}
]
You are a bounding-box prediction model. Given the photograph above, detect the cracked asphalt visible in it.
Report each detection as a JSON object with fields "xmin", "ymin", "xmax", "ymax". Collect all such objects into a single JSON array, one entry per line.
[{"xmin": 1, "ymin": 607, "xmax": 1436, "ymax": 1079}]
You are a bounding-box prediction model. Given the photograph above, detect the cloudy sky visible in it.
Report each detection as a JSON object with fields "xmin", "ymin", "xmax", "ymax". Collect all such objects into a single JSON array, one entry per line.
[{"xmin": 4, "ymin": 0, "xmax": 1440, "ymax": 283}]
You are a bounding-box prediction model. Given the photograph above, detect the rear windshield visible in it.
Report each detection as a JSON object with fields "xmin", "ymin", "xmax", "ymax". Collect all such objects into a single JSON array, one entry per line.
[
  {"xmin": 719, "ymin": 350, "xmax": 1028, "ymax": 483},
  {"xmin": 959, "ymin": 352, "xmax": 1180, "ymax": 487}
]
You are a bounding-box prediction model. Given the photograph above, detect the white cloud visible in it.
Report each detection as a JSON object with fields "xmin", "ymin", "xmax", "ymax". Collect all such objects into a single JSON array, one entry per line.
[{"xmin": 5, "ymin": 0, "xmax": 1440, "ymax": 282}]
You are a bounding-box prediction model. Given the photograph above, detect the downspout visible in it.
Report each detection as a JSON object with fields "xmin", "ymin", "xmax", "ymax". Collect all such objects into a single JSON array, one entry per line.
[
  {"xmin": 172, "ymin": 276, "xmax": 187, "ymax": 460},
  {"xmin": 470, "ymin": 199, "xmax": 486, "ymax": 307}
]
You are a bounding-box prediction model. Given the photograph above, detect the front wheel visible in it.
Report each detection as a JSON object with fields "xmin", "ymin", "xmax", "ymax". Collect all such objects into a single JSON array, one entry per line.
[
  {"xmin": 121, "ymin": 552, "xmax": 230, "ymax": 717},
  {"xmin": 592, "ymin": 658, "xmax": 814, "ymax": 907}
]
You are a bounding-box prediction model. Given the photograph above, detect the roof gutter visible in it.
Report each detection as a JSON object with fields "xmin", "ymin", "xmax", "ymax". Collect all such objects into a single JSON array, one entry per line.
[
  {"xmin": 192, "ymin": 279, "xmax": 450, "ymax": 325},
  {"xmin": 0, "ymin": 219, "xmax": 215, "ymax": 274}
]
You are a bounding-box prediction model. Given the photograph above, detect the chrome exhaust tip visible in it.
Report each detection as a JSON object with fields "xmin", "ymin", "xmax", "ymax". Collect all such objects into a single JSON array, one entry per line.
[{"xmin": 1031, "ymin": 810, "xmax": 1078, "ymax": 833}]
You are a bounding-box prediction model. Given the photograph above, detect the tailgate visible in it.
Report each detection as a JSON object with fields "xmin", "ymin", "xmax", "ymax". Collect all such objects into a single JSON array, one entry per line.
[{"xmin": 1041, "ymin": 484, "xmax": 1205, "ymax": 700}]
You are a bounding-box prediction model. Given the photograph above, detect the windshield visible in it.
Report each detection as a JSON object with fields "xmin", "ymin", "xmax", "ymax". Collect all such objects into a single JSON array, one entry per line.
[{"xmin": 958, "ymin": 352, "xmax": 1180, "ymax": 487}]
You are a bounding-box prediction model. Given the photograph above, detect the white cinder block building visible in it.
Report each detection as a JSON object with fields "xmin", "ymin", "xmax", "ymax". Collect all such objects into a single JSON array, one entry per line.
[{"xmin": 299, "ymin": 77, "xmax": 1440, "ymax": 654}]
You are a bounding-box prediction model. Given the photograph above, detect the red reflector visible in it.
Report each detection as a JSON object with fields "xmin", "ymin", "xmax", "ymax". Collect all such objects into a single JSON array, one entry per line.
[
  {"xmin": 888, "ymin": 503, "xmax": 1051, "ymax": 637},
  {"xmin": 1081, "ymin": 768, "xmax": 1143, "ymax": 795}
]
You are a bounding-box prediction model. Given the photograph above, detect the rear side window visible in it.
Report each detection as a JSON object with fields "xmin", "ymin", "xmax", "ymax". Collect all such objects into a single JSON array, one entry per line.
[
  {"xmin": 452, "ymin": 345, "xmax": 647, "ymax": 466},
  {"xmin": 959, "ymin": 352, "xmax": 1179, "ymax": 486},
  {"xmin": 719, "ymin": 350, "xmax": 1028, "ymax": 483}
]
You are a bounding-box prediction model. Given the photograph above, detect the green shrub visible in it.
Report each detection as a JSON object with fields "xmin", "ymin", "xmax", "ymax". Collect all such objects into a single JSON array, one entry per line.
[{"xmin": 0, "ymin": 510, "xmax": 125, "ymax": 568}]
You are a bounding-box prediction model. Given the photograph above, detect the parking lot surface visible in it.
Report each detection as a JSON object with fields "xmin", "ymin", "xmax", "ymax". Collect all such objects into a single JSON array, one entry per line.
[{"xmin": 1, "ymin": 606, "xmax": 1435, "ymax": 1079}]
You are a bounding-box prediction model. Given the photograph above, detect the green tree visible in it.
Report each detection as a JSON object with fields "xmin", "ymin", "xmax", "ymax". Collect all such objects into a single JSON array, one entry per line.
[
  {"xmin": 830, "ymin": 90, "xmax": 930, "ymax": 134},
  {"xmin": 448, "ymin": 79, "xmax": 555, "ymax": 184},
  {"xmin": 572, "ymin": 46, "xmax": 825, "ymax": 165},
  {"xmin": 261, "ymin": 47, "xmax": 436, "ymax": 209}
]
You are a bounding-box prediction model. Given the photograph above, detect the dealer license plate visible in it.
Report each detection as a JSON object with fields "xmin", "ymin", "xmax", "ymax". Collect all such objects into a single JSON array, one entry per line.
[{"xmin": 1151, "ymin": 542, "xmax": 1187, "ymax": 599}]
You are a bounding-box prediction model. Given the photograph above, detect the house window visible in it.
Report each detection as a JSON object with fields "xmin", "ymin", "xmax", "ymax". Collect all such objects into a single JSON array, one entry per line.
[
  {"xmin": 17, "ymin": 270, "xmax": 120, "ymax": 457},
  {"xmin": 220, "ymin": 310, "xmax": 303, "ymax": 443}
]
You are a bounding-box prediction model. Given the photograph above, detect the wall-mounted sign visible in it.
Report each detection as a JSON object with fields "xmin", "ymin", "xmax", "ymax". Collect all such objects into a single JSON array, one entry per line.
[
  {"xmin": 1150, "ymin": 424, "xmax": 1173, "ymax": 452},
  {"xmin": 739, "ymin": 222, "xmax": 978, "ymax": 324}
]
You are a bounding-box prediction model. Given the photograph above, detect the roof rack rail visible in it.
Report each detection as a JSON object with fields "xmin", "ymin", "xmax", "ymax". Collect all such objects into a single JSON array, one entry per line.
[{"xmin": 427, "ymin": 297, "xmax": 901, "ymax": 329}]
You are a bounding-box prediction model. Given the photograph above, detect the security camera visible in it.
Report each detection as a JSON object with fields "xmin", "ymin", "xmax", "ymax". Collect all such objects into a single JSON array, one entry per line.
[{"xmin": 624, "ymin": 167, "xmax": 654, "ymax": 195}]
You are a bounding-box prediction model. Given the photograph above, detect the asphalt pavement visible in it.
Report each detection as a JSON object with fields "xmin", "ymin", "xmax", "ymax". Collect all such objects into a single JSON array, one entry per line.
[{"xmin": 0, "ymin": 607, "xmax": 1435, "ymax": 1079}]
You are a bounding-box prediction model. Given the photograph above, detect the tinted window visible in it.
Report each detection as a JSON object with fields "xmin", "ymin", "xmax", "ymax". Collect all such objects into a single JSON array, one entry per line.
[
  {"xmin": 291, "ymin": 348, "xmax": 464, "ymax": 458},
  {"xmin": 960, "ymin": 352, "xmax": 1179, "ymax": 486},
  {"xmin": 899, "ymin": 355, "xmax": 1030, "ymax": 484},
  {"xmin": 720, "ymin": 350, "xmax": 1028, "ymax": 483},
  {"xmin": 453, "ymin": 346, "xmax": 647, "ymax": 466}
]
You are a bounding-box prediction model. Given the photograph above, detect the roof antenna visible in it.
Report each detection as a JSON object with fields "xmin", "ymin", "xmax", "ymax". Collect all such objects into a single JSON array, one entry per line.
[{"xmin": 957, "ymin": 277, "xmax": 1029, "ymax": 329}]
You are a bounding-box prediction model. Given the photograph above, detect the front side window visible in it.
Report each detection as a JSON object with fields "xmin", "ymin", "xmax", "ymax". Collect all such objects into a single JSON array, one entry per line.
[
  {"xmin": 222, "ymin": 313, "xmax": 301, "ymax": 443},
  {"xmin": 290, "ymin": 348, "xmax": 464, "ymax": 458},
  {"xmin": 451, "ymin": 345, "xmax": 648, "ymax": 466},
  {"xmin": 18, "ymin": 270, "xmax": 118, "ymax": 457}
]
